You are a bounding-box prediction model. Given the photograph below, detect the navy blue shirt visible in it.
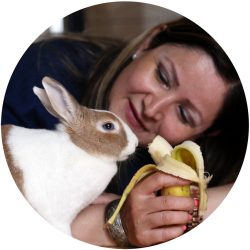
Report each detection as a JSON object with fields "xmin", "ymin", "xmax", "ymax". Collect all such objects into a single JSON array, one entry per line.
[
  {"xmin": 1, "ymin": 37, "xmax": 153, "ymax": 195},
  {"xmin": 1, "ymin": 38, "xmax": 102, "ymax": 129}
]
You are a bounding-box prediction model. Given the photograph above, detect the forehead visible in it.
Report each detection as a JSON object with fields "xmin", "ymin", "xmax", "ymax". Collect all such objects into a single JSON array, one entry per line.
[{"xmin": 155, "ymin": 44, "xmax": 212, "ymax": 65}]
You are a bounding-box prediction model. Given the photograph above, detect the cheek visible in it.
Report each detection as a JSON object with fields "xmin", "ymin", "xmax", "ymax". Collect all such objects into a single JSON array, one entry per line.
[
  {"xmin": 126, "ymin": 60, "xmax": 155, "ymax": 91},
  {"xmin": 158, "ymin": 117, "xmax": 194, "ymax": 145},
  {"xmin": 110, "ymin": 68, "xmax": 138, "ymax": 100},
  {"xmin": 109, "ymin": 76, "xmax": 130, "ymax": 110}
]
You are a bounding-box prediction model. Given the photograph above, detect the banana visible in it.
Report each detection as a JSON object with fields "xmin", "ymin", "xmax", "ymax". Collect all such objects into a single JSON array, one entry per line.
[
  {"xmin": 106, "ymin": 135, "xmax": 212, "ymax": 225},
  {"xmin": 156, "ymin": 140, "xmax": 212, "ymax": 216},
  {"xmin": 148, "ymin": 136, "xmax": 192, "ymax": 198},
  {"xmin": 161, "ymin": 185, "xmax": 191, "ymax": 197},
  {"xmin": 148, "ymin": 135, "xmax": 173, "ymax": 164}
]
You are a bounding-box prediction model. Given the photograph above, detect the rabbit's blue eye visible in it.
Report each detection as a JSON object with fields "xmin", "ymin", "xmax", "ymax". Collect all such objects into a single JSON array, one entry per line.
[{"xmin": 102, "ymin": 122, "xmax": 115, "ymax": 131}]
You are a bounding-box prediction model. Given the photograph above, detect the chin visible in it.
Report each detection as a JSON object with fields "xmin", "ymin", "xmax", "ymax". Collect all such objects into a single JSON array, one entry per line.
[{"xmin": 137, "ymin": 136, "xmax": 153, "ymax": 147}]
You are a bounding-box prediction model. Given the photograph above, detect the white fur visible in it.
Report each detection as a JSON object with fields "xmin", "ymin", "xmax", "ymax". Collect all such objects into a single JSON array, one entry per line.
[
  {"xmin": 7, "ymin": 125, "xmax": 118, "ymax": 234},
  {"xmin": 5, "ymin": 77, "xmax": 138, "ymax": 235},
  {"xmin": 116, "ymin": 117, "xmax": 138, "ymax": 161}
]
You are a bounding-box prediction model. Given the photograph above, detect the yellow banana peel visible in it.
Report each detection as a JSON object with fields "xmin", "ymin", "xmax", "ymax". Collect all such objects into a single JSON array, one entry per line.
[{"xmin": 107, "ymin": 135, "xmax": 212, "ymax": 225}]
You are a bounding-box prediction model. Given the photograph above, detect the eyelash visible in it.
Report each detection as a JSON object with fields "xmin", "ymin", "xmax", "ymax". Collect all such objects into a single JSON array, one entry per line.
[
  {"xmin": 156, "ymin": 63, "xmax": 170, "ymax": 89},
  {"xmin": 178, "ymin": 105, "xmax": 189, "ymax": 125}
]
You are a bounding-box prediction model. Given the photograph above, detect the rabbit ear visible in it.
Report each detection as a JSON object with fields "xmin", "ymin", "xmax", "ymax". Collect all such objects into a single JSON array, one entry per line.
[
  {"xmin": 33, "ymin": 86, "xmax": 59, "ymax": 118},
  {"xmin": 33, "ymin": 76, "xmax": 80, "ymax": 123}
]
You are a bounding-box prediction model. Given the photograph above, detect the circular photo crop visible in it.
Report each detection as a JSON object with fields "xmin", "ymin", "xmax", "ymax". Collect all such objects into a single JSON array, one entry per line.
[{"xmin": 1, "ymin": 1, "xmax": 248, "ymax": 249}]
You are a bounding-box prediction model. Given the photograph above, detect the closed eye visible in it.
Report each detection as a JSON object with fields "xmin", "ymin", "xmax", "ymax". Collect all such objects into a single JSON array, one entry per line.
[
  {"xmin": 156, "ymin": 62, "xmax": 171, "ymax": 89},
  {"xmin": 177, "ymin": 105, "xmax": 196, "ymax": 127}
]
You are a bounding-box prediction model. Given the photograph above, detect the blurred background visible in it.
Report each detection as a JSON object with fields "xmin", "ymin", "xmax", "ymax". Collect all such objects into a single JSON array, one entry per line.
[{"xmin": 38, "ymin": 2, "xmax": 182, "ymax": 41}]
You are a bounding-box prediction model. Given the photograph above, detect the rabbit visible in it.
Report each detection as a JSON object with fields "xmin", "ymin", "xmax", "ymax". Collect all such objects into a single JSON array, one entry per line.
[{"xmin": 2, "ymin": 76, "xmax": 138, "ymax": 235}]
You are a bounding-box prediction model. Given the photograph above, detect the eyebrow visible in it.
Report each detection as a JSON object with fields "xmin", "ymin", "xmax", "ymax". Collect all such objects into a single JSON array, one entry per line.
[{"xmin": 162, "ymin": 55, "xmax": 203, "ymax": 127}]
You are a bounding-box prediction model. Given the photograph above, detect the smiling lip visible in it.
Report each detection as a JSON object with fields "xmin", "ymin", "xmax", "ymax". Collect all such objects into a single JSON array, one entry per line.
[{"xmin": 125, "ymin": 100, "xmax": 148, "ymax": 132}]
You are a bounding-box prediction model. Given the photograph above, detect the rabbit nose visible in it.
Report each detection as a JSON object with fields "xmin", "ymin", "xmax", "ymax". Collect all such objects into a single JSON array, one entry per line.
[
  {"xmin": 129, "ymin": 137, "xmax": 138, "ymax": 153},
  {"xmin": 123, "ymin": 134, "xmax": 138, "ymax": 158},
  {"xmin": 134, "ymin": 134, "xmax": 139, "ymax": 147}
]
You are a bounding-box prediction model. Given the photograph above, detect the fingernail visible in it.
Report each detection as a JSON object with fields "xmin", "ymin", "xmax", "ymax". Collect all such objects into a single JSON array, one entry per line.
[
  {"xmin": 194, "ymin": 198, "xmax": 199, "ymax": 208},
  {"xmin": 182, "ymin": 225, "xmax": 187, "ymax": 231},
  {"xmin": 188, "ymin": 214, "xmax": 193, "ymax": 222}
]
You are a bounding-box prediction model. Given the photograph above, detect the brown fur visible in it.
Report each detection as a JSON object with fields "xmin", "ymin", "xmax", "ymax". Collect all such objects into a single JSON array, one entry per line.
[
  {"xmin": 66, "ymin": 106, "xmax": 127, "ymax": 158},
  {"xmin": 1, "ymin": 125, "xmax": 24, "ymax": 193}
]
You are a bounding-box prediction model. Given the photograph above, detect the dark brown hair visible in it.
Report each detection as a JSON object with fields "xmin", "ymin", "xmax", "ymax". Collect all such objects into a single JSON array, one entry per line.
[
  {"xmin": 147, "ymin": 18, "xmax": 248, "ymax": 185},
  {"xmin": 84, "ymin": 18, "xmax": 248, "ymax": 186}
]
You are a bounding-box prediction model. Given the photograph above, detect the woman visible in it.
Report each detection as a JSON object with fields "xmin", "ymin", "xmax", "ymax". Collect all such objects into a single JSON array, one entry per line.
[
  {"xmin": 1, "ymin": 18, "xmax": 248, "ymax": 247},
  {"xmin": 71, "ymin": 18, "xmax": 248, "ymax": 247}
]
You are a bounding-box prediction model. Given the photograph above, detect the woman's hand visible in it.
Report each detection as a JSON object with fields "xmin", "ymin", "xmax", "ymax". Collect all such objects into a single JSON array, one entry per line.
[{"xmin": 120, "ymin": 172, "xmax": 195, "ymax": 247}]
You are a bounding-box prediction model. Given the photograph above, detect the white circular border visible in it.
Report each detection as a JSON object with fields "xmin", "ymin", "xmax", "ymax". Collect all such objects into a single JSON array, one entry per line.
[{"xmin": 1, "ymin": 1, "xmax": 249, "ymax": 250}]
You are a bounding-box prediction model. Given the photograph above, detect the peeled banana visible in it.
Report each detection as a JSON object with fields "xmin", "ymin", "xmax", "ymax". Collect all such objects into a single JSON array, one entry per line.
[
  {"xmin": 107, "ymin": 135, "xmax": 212, "ymax": 225},
  {"xmin": 161, "ymin": 185, "xmax": 191, "ymax": 197}
]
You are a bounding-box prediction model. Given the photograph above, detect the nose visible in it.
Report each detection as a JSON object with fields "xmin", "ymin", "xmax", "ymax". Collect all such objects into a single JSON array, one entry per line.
[{"xmin": 143, "ymin": 93, "xmax": 175, "ymax": 121}]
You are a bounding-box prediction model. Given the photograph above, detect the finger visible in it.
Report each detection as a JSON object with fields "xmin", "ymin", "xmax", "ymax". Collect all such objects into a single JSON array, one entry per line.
[
  {"xmin": 136, "ymin": 171, "xmax": 191, "ymax": 195},
  {"xmin": 152, "ymin": 225, "xmax": 186, "ymax": 244},
  {"xmin": 147, "ymin": 211, "xmax": 191, "ymax": 229},
  {"xmin": 141, "ymin": 226, "xmax": 186, "ymax": 246},
  {"xmin": 147, "ymin": 195, "xmax": 195, "ymax": 213}
]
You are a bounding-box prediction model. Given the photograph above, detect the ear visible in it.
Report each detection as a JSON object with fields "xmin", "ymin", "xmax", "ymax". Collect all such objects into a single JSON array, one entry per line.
[
  {"xmin": 135, "ymin": 24, "xmax": 167, "ymax": 57},
  {"xmin": 33, "ymin": 76, "xmax": 80, "ymax": 124}
]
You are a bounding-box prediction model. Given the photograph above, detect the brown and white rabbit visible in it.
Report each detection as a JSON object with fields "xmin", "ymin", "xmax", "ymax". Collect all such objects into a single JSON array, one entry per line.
[{"xmin": 2, "ymin": 76, "xmax": 138, "ymax": 235}]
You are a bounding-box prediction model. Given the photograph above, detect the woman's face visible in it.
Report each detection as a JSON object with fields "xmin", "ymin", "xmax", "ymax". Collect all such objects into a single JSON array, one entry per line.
[{"xmin": 109, "ymin": 44, "xmax": 228, "ymax": 146}]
